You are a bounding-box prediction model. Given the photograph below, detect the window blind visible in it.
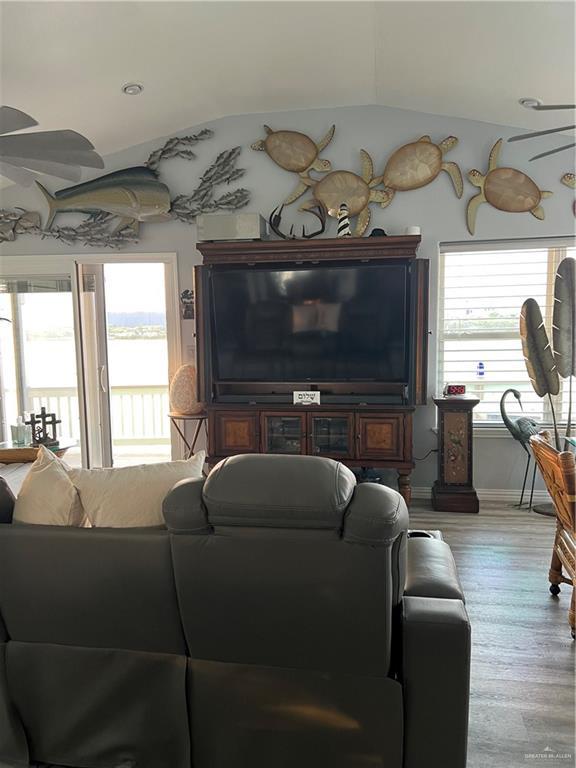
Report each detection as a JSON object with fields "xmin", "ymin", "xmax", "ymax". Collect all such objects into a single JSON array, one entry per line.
[{"xmin": 438, "ymin": 244, "xmax": 575, "ymax": 426}]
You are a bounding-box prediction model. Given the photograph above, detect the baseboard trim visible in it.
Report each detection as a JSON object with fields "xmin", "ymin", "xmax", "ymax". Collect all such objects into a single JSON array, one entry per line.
[{"xmin": 411, "ymin": 486, "xmax": 551, "ymax": 503}]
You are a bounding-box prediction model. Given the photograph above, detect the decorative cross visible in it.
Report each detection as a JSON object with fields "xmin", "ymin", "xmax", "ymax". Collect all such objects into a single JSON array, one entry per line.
[{"xmin": 25, "ymin": 407, "xmax": 61, "ymax": 446}]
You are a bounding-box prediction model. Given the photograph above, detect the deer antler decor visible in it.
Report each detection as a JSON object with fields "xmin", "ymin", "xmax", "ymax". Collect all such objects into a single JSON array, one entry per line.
[{"xmin": 268, "ymin": 204, "xmax": 327, "ymax": 240}]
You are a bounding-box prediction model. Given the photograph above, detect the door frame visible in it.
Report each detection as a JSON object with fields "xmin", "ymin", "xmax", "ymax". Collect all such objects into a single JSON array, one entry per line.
[{"xmin": 0, "ymin": 253, "xmax": 181, "ymax": 466}]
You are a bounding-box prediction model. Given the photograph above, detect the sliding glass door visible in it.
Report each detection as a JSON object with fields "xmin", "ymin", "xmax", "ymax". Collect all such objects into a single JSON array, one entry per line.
[
  {"xmin": 77, "ymin": 264, "xmax": 113, "ymax": 467},
  {"xmin": 0, "ymin": 254, "xmax": 180, "ymax": 468},
  {"xmin": 77, "ymin": 261, "xmax": 174, "ymax": 467},
  {"xmin": 0, "ymin": 276, "xmax": 83, "ymax": 466}
]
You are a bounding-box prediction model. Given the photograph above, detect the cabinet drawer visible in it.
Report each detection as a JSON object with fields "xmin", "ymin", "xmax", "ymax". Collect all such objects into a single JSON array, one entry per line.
[
  {"xmin": 357, "ymin": 415, "xmax": 407, "ymax": 461},
  {"xmin": 212, "ymin": 412, "xmax": 259, "ymax": 455}
]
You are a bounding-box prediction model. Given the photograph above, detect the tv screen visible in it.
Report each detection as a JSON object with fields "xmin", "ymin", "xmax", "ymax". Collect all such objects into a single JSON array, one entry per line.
[{"xmin": 210, "ymin": 262, "xmax": 409, "ymax": 383}]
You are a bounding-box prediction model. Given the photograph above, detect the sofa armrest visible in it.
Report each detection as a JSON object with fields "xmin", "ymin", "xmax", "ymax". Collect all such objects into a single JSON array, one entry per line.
[
  {"xmin": 401, "ymin": 595, "xmax": 470, "ymax": 768},
  {"xmin": 163, "ymin": 477, "xmax": 209, "ymax": 533},
  {"xmin": 0, "ymin": 479, "xmax": 15, "ymax": 525},
  {"xmin": 343, "ymin": 482, "xmax": 408, "ymax": 545},
  {"xmin": 405, "ymin": 538, "xmax": 465, "ymax": 601}
]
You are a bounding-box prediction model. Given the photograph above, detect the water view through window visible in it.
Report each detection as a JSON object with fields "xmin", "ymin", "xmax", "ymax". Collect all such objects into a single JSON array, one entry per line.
[{"xmin": 104, "ymin": 263, "xmax": 171, "ymax": 466}]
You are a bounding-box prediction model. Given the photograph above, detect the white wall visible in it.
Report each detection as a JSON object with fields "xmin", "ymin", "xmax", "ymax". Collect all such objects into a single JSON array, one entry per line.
[{"xmin": 1, "ymin": 103, "xmax": 574, "ymax": 492}]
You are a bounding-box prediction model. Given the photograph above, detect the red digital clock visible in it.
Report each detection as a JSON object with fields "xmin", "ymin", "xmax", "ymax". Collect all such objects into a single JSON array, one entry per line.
[{"xmin": 443, "ymin": 384, "xmax": 466, "ymax": 396}]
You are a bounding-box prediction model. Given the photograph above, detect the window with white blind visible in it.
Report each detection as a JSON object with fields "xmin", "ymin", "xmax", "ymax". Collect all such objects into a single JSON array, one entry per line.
[{"xmin": 438, "ymin": 240, "xmax": 575, "ymax": 427}]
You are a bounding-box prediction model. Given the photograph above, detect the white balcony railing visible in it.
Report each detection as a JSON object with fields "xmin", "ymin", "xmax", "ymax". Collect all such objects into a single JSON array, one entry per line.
[{"xmin": 28, "ymin": 386, "xmax": 170, "ymax": 444}]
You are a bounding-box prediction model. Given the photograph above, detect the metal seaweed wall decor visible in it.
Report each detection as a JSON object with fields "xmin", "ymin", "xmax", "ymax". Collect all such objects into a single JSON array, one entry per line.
[
  {"xmin": 146, "ymin": 130, "xmax": 214, "ymax": 172},
  {"xmin": 0, "ymin": 131, "xmax": 251, "ymax": 247},
  {"xmin": 0, "ymin": 208, "xmax": 139, "ymax": 248},
  {"xmin": 170, "ymin": 147, "xmax": 250, "ymax": 223}
]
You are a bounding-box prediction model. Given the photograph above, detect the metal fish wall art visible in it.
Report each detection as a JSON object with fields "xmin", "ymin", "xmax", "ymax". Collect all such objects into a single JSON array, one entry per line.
[
  {"xmin": 35, "ymin": 166, "xmax": 172, "ymax": 234},
  {"xmin": 0, "ymin": 131, "xmax": 250, "ymax": 247}
]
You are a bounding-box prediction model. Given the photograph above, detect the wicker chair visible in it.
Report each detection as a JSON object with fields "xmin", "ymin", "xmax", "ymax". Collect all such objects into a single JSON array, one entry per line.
[{"xmin": 530, "ymin": 432, "xmax": 575, "ymax": 638}]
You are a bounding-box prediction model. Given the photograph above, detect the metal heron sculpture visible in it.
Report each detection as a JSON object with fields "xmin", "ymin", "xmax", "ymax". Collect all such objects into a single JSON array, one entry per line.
[{"xmin": 500, "ymin": 388, "xmax": 540, "ymax": 507}]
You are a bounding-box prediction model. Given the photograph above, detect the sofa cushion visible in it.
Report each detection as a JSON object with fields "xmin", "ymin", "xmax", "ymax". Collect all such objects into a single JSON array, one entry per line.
[
  {"xmin": 69, "ymin": 451, "xmax": 205, "ymax": 527},
  {"xmin": 202, "ymin": 454, "xmax": 356, "ymax": 529},
  {"xmin": 13, "ymin": 446, "xmax": 86, "ymax": 527}
]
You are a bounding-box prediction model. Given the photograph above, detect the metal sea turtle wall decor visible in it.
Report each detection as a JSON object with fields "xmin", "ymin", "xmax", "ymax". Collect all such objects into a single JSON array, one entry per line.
[
  {"xmin": 561, "ymin": 172, "xmax": 576, "ymax": 216},
  {"xmin": 380, "ymin": 135, "xmax": 463, "ymax": 205},
  {"xmin": 252, "ymin": 127, "xmax": 468, "ymax": 236},
  {"xmin": 251, "ymin": 124, "xmax": 335, "ymax": 205},
  {"xmin": 253, "ymin": 123, "xmax": 568, "ymax": 240},
  {"xmin": 466, "ymin": 139, "xmax": 552, "ymax": 235},
  {"xmin": 299, "ymin": 150, "xmax": 391, "ymax": 236}
]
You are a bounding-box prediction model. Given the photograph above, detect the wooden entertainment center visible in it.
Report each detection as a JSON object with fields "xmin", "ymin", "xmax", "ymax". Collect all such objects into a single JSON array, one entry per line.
[{"xmin": 195, "ymin": 236, "xmax": 428, "ymax": 504}]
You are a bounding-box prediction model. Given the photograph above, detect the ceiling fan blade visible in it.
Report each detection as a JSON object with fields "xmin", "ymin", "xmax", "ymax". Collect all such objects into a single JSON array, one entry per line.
[
  {"xmin": 0, "ymin": 106, "xmax": 38, "ymax": 136},
  {"xmin": 508, "ymin": 125, "xmax": 576, "ymax": 142},
  {"xmin": 532, "ymin": 104, "xmax": 576, "ymax": 111},
  {"xmin": 0, "ymin": 128, "xmax": 101, "ymax": 154},
  {"xmin": 530, "ymin": 142, "xmax": 576, "ymax": 161},
  {"xmin": 21, "ymin": 149, "xmax": 104, "ymax": 169},
  {"xmin": 0, "ymin": 139, "xmax": 104, "ymax": 169},
  {"xmin": 0, "ymin": 155, "xmax": 82, "ymax": 182},
  {"xmin": 0, "ymin": 161, "xmax": 37, "ymax": 186}
]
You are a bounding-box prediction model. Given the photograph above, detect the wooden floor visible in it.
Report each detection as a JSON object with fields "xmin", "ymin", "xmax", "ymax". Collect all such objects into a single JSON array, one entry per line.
[{"xmin": 410, "ymin": 501, "xmax": 575, "ymax": 768}]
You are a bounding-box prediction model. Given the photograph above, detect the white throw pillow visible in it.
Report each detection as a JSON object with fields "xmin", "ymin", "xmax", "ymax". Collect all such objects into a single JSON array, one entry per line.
[
  {"xmin": 13, "ymin": 445, "xmax": 87, "ymax": 527},
  {"xmin": 68, "ymin": 451, "xmax": 205, "ymax": 528}
]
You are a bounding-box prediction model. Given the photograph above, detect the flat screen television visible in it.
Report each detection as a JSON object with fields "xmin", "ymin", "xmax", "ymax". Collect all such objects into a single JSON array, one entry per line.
[{"xmin": 206, "ymin": 260, "xmax": 418, "ymax": 402}]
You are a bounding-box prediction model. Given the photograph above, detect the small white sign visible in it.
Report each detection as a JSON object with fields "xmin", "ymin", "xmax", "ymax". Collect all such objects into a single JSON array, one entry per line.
[{"xmin": 293, "ymin": 391, "xmax": 321, "ymax": 406}]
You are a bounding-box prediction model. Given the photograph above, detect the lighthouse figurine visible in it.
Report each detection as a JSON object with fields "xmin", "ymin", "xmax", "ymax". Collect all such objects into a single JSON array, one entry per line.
[{"xmin": 337, "ymin": 202, "xmax": 352, "ymax": 237}]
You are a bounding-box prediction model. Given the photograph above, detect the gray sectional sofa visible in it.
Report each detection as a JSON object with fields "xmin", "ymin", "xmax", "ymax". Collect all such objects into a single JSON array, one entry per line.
[{"xmin": 0, "ymin": 454, "xmax": 470, "ymax": 768}]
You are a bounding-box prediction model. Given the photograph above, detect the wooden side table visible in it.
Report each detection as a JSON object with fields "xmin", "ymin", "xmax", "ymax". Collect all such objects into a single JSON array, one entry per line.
[
  {"xmin": 432, "ymin": 397, "xmax": 479, "ymax": 513},
  {"xmin": 169, "ymin": 412, "xmax": 208, "ymax": 459}
]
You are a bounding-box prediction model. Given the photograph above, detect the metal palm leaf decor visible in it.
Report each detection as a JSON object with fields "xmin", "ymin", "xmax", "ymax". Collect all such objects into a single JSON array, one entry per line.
[
  {"xmin": 519, "ymin": 298, "xmax": 561, "ymax": 449},
  {"xmin": 552, "ymin": 257, "xmax": 576, "ymax": 444},
  {"xmin": 0, "ymin": 105, "xmax": 104, "ymax": 186}
]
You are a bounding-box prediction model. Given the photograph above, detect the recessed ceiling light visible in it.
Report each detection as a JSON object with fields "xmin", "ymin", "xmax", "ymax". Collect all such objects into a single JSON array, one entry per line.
[
  {"xmin": 519, "ymin": 97, "xmax": 543, "ymax": 109},
  {"xmin": 122, "ymin": 83, "xmax": 144, "ymax": 96}
]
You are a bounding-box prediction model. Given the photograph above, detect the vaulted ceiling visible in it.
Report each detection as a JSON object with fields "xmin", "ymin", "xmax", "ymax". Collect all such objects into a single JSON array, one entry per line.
[{"xmin": 1, "ymin": 1, "xmax": 574, "ymax": 159}]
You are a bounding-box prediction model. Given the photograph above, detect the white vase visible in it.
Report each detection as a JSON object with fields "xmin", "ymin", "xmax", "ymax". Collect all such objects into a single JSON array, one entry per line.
[{"xmin": 169, "ymin": 364, "xmax": 203, "ymax": 415}]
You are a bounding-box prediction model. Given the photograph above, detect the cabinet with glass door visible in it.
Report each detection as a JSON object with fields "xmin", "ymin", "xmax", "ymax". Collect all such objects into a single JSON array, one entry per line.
[
  {"xmin": 261, "ymin": 413, "xmax": 306, "ymax": 455},
  {"xmin": 307, "ymin": 413, "xmax": 354, "ymax": 459}
]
